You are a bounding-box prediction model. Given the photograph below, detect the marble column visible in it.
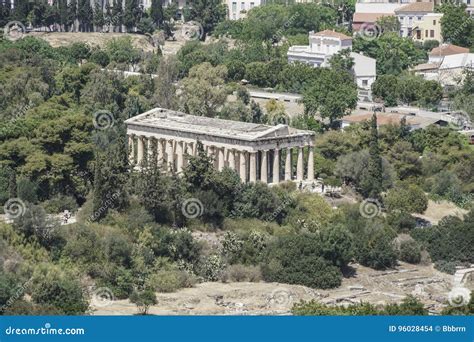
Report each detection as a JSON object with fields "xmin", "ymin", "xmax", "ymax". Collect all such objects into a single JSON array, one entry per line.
[
  {"xmin": 249, "ymin": 152, "xmax": 257, "ymax": 183},
  {"xmin": 260, "ymin": 150, "xmax": 268, "ymax": 183},
  {"xmin": 218, "ymin": 147, "xmax": 225, "ymax": 171},
  {"xmin": 137, "ymin": 136, "xmax": 145, "ymax": 166},
  {"xmin": 166, "ymin": 139, "xmax": 174, "ymax": 172},
  {"xmin": 176, "ymin": 141, "xmax": 184, "ymax": 173},
  {"xmin": 239, "ymin": 151, "xmax": 247, "ymax": 183},
  {"xmin": 147, "ymin": 137, "xmax": 154, "ymax": 166},
  {"xmin": 285, "ymin": 147, "xmax": 292, "ymax": 181},
  {"xmin": 273, "ymin": 148, "xmax": 280, "ymax": 184},
  {"xmin": 307, "ymin": 145, "xmax": 314, "ymax": 181},
  {"xmin": 296, "ymin": 146, "xmax": 304, "ymax": 181},
  {"xmin": 157, "ymin": 139, "xmax": 165, "ymax": 167},
  {"xmin": 128, "ymin": 134, "xmax": 135, "ymax": 165},
  {"xmin": 228, "ymin": 149, "xmax": 236, "ymax": 170}
]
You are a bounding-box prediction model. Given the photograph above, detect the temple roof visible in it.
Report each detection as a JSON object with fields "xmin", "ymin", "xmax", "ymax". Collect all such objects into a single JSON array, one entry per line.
[{"xmin": 125, "ymin": 108, "xmax": 314, "ymax": 142}]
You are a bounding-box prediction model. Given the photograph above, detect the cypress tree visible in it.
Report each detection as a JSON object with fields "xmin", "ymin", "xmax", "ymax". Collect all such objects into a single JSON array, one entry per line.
[
  {"xmin": 8, "ymin": 168, "xmax": 17, "ymax": 199},
  {"xmin": 150, "ymin": 0, "xmax": 163, "ymax": 27},
  {"xmin": 360, "ymin": 113, "xmax": 383, "ymax": 198}
]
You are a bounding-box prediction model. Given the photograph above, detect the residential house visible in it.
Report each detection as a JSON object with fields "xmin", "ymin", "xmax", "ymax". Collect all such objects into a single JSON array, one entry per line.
[
  {"xmin": 394, "ymin": 2, "xmax": 435, "ymax": 38},
  {"xmin": 414, "ymin": 44, "xmax": 474, "ymax": 87},
  {"xmin": 341, "ymin": 112, "xmax": 449, "ymax": 130},
  {"xmin": 226, "ymin": 0, "xmax": 262, "ymax": 20},
  {"xmin": 287, "ymin": 30, "xmax": 377, "ymax": 101}
]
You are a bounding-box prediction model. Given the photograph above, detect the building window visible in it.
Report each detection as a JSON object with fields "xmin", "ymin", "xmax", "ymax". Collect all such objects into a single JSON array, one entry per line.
[
  {"xmin": 425, "ymin": 29, "xmax": 428, "ymax": 37},
  {"xmin": 430, "ymin": 30, "xmax": 434, "ymax": 38},
  {"xmin": 433, "ymin": 20, "xmax": 436, "ymax": 25},
  {"xmin": 408, "ymin": 28, "xmax": 412, "ymax": 36},
  {"xmin": 241, "ymin": 2, "xmax": 245, "ymax": 10},
  {"xmin": 408, "ymin": 16, "xmax": 413, "ymax": 25},
  {"xmin": 250, "ymin": 2, "xmax": 254, "ymax": 8},
  {"xmin": 232, "ymin": 2, "xmax": 236, "ymax": 12},
  {"xmin": 416, "ymin": 30, "xmax": 421, "ymax": 39},
  {"xmin": 417, "ymin": 16, "xmax": 422, "ymax": 21},
  {"xmin": 362, "ymin": 79, "xmax": 368, "ymax": 86}
]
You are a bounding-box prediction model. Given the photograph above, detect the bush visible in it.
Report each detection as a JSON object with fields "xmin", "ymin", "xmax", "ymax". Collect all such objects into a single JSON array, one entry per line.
[
  {"xmin": 130, "ymin": 288, "xmax": 157, "ymax": 315},
  {"xmin": 42, "ymin": 195, "xmax": 78, "ymax": 214},
  {"xmin": 433, "ymin": 260, "xmax": 470, "ymax": 275},
  {"xmin": 148, "ymin": 269, "xmax": 196, "ymax": 293},
  {"xmin": 199, "ymin": 254, "xmax": 226, "ymax": 281},
  {"xmin": 384, "ymin": 184, "xmax": 428, "ymax": 214},
  {"xmin": 411, "ymin": 210, "xmax": 474, "ymax": 264},
  {"xmin": 17, "ymin": 178, "xmax": 38, "ymax": 203},
  {"xmin": 30, "ymin": 267, "xmax": 88, "ymax": 315},
  {"xmin": 222, "ymin": 264, "xmax": 262, "ymax": 282},
  {"xmin": 292, "ymin": 296, "xmax": 428, "ymax": 315},
  {"xmin": 261, "ymin": 234, "xmax": 342, "ymax": 289},
  {"xmin": 386, "ymin": 210, "xmax": 417, "ymax": 232},
  {"xmin": 0, "ymin": 271, "xmax": 20, "ymax": 310},
  {"xmin": 354, "ymin": 225, "xmax": 398, "ymax": 270},
  {"xmin": 398, "ymin": 240, "xmax": 422, "ymax": 264}
]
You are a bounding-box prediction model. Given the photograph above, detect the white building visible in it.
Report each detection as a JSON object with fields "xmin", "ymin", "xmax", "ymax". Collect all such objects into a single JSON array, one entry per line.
[
  {"xmin": 414, "ymin": 44, "xmax": 474, "ymax": 87},
  {"xmin": 394, "ymin": 2, "xmax": 435, "ymax": 38},
  {"xmin": 287, "ymin": 30, "xmax": 376, "ymax": 100},
  {"xmin": 227, "ymin": 0, "xmax": 263, "ymax": 20},
  {"xmin": 125, "ymin": 108, "xmax": 316, "ymax": 184},
  {"xmin": 355, "ymin": 0, "xmax": 415, "ymax": 15}
]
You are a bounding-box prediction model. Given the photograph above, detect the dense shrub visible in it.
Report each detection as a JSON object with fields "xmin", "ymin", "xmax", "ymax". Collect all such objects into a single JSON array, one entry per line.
[
  {"xmin": 221, "ymin": 264, "xmax": 262, "ymax": 282},
  {"xmin": 411, "ymin": 210, "xmax": 474, "ymax": 264},
  {"xmin": 398, "ymin": 240, "xmax": 422, "ymax": 264},
  {"xmin": 292, "ymin": 295, "xmax": 428, "ymax": 315},
  {"xmin": 261, "ymin": 234, "xmax": 342, "ymax": 289},
  {"xmin": 42, "ymin": 195, "xmax": 78, "ymax": 214},
  {"xmin": 148, "ymin": 269, "xmax": 196, "ymax": 293},
  {"xmin": 353, "ymin": 225, "xmax": 398, "ymax": 270},
  {"xmin": 384, "ymin": 184, "xmax": 428, "ymax": 214},
  {"xmin": 30, "ymin": 267, "xmax": 88, "ymax": 315}
]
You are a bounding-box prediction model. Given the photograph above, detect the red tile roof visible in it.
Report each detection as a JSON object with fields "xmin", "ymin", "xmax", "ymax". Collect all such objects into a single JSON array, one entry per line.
[
  {"xmin": 395, "ymin": 2, "xmax": 434, "ymax": 13},
  {"xmin": 313, "ymin": 29, "xmax": 352, "ymax": 40},
  {"xmin": 353, "ymin": 13, "xmax": 391, "ymax": 23},
  {"xmin": 429, "ymin": 44, "xmax": 470, "ymax": 57}
]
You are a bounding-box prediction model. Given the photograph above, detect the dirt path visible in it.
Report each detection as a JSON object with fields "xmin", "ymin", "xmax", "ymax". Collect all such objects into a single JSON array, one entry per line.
[{"xmin": 91, "ymin": 262, "xmax": 456, "ymax": 316}]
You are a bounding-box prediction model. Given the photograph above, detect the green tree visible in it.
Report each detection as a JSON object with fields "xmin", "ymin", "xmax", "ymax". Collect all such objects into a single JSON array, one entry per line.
[
  {"xmin": 302, "ymin": 69, "xmax": 357, "ymax": 126},
  {"xmin": 150, "ymin": 0, "xmax": 163, "ymax": 27},
  {"xmin": 376, "ymin": 15, "xmax": 400, "ymax": 33},
  {"xmin": 129, "ymin": 288, "xmax": 157, "ymax": 315},
  {"xmin": 187, "ymin": 0, "xmax": 227, "ymax": 39},
  {"xmin": 31, "ymin": 267, "xmax": 88, "ymax": 315},
  {"xmin": 359, "ymin": 114, "xmax": 383, "ymax": 198},
  {"xmin": 384, "ymin": 184, "xmax": 428, "ymax": 214},
  {"xmin": 179, "ymin": 62, "xmax": 227, "ymax": 117},
  {"xmin": 262, "ymin": 234, "xmax": 342, "ymax": 289},
  {"xmin": 439, "ymin": 2, "xmax": 474, "ymax": 48}
]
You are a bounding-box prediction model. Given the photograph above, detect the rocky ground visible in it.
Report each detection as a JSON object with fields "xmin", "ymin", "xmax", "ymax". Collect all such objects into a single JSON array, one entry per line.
[{"xmin": 91, "ymin": 262, "xmax": 470, "ymax": 316}]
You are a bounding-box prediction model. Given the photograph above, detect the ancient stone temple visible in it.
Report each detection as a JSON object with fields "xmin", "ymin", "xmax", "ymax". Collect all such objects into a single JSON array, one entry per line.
[{"xmin": 125, "ymin": 108, "xmax": 315, "ymax": 184}]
